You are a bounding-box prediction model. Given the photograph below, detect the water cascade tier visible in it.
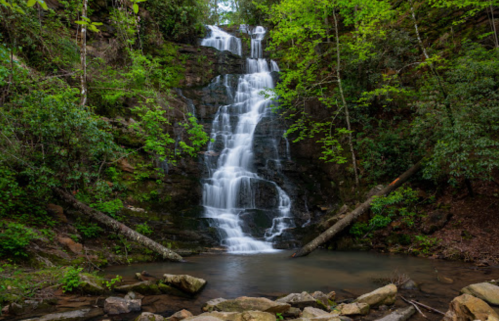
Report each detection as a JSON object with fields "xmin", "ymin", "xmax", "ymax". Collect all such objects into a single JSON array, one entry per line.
[{"xmin": 201, "ymin": 25, "xmax": 295, "ymax": 253}]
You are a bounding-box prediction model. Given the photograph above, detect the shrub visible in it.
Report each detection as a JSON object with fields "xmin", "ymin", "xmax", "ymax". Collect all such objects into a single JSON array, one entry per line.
[
  {"xmin": 135, "ymin": 222, "xmax": 153, "ymax": 236},
  {"xmin": 61, "ymin": 267, "xmax": 83, "ymax": 292},
  {"xmin": 0, "ymin": 223, "xmax": 39, "ymax": 258}
]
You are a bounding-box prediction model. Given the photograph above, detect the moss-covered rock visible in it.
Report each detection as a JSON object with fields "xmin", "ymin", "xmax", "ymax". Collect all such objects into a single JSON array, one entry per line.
[
  {"xmin": 115, "ymin": 281, "xmax": 161, "ymax": 295},
  {"xmin": 79, "ymin": 274, "xmax": 106, "ymax": 295}
]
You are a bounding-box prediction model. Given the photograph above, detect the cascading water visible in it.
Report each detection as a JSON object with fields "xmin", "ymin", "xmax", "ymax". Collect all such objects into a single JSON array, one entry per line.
[{"xmin": 201, "ymin": 25, "xmax": 294, "ymax": 253}]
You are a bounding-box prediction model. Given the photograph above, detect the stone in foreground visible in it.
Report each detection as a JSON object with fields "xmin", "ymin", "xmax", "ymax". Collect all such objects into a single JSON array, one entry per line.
[
  {"xmin": 443, "ymin": 294, "xmax": 499, "ymax": 321},
  {"xmin": 276, "ymin": 292, "xmax": 318, "ymax": 309},
  {"xmin": 336, "ymin": 303, "xmax": 370, "ymax": 316},
  {"xmin": 168, "ymin": 309, "xmax": 194, "ymax": 321},
  {"xmin": 214, "ymin": 297, "xmax": 290, "ymax": 313},
  {"xmin": 374, "ymin": 306, "xmax": 415, "ymax": 321},
  {"xmin": 301, "ymin": 307, "xmax": 340, "ymax": 321},
  {"xmin": 355, "ymin": 284, "xmax": 397, "ymax": 307},
  {"xmin": 136, "ymin": 312, "xmax": 166, "ymax": 321},
  {"xmin": 203, "ymin": 298, "xmax": 228, "ymax": 312},
  {"xmin": 104, "ymin": 296, "xmax": 141, "ymax": 315},
  {"xmin": 163, "ymin": 274, "xmax": 207, "ymax": 294},
  {"xmin": 21, "ymin": 308, "xmax": 103, "ymax": 321},
  {"xmin": 461, "ymin": 282, "xmax": 499, "ymax": 306}
]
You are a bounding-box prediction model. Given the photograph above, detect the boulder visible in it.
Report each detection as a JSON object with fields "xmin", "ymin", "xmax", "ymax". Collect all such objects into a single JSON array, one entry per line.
[
  {"xmin": 197, "ymin": 312, "xmax": 243, "ymax": 321},
  {"xmin": 443, "ymin": 294, "xmax": 499, "ymax": 321},
  {"xmin": 79, "ymin": 274, "xmax": 106, "ymax": 295},
  {"xmin": 276, "ymin": 292, "xmax": 318, "ymax": 309},
  {"xmin": 214, "ymin": 297, "xmax": 290, "ymax": 313},
  {"xmin": 169, "ymin": 309, "xmax": 194, "ymax": 321},
  {"xmin": 355, "ymin": 284, "xmax": 397, "ymax": 307},
  {"xmin": 336, "ymin": 303, "xmax": 369, "ymax": 316},
  {"xmin": 159, "ymin": 283, "xmax": 191, "ymax": 297},
  {"xmin": 302, "ymin": 307, "xmax": 340, "ymax": 320},
  {"xmin": 104, "ymin": 296, "xmax": 141, "ymax": 315},
  {"xmin": 283, "ymin": 307, "xmax": 301, "ymax": 318},
  {"xmin": 327, "ymin": 291, "xmax": 336, "ymax": 301},
  {"xmin": 136, "ymin": 312, "xmax": 166, "ymax": 321},
  {"xmin": 374, "ymin": 306, "xmax": 415, "ymax": 321},
  {"xmin": 115, "ymin": 281, "xmax": 161, "ymax": 295},
  {"xmin": 311, "ymin": 291, "xmax": 331, "ymax": 310},
  {"xmin": 203, "ymin": 298, "xmax": 228, "ymax": 312},
  {"xmin": 163, "ymin": 274, "xmax": 207, "ymax": 295},
  {"xmin": 21, "ymin": 308, "xmax": 103, "ymax": 320},
  {"xmin": 461, "ymin": 282, "xmax": 499, "ymax": 305}
]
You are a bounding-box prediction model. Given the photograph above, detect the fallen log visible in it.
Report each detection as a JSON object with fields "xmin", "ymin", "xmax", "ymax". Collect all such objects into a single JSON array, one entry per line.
[
  {"xmin": 292, "ymin": 161, "xmax": 422, "ymax": 258},
  {"xmin": 54, "ymin": 188, "xmax": 183, "ymax": 262}
]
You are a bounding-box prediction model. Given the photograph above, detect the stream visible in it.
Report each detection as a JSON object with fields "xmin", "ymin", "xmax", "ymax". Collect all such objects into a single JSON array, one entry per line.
[{"xmin": 104, "ymin": 250, "xmax": 499, "ymax": 319}]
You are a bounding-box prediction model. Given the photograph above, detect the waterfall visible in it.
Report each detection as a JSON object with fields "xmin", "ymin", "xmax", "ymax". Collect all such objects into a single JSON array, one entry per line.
[{"xmin": 201, "ymin": 25, "xmax": 294, "ymax": 253}]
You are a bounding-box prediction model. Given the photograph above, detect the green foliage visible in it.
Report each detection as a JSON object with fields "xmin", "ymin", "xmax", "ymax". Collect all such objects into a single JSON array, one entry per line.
[
  {"xmin": 74, "ymin": 16, "xmax": 103, "ymax": 33},
  {"xmin": 135, "ymin": 222, "xmax": 153, "ymax": 236},
  {"xmin": 90, "ymin": 199, "xmax": 124, "ymax": 216},
  {"xmin": 349, "ymin": 187, "xmax": 419, "ymax": 237},
  {"xmin": 414, "ymin": 235, "xmax": 440, "ymax": 255},
  {"xmin": 0, "ymin": 222, "xmax": 39, "ymax": 257},
  {"xmin": 104, "ymin": 274, "xmax": 123, "ymax": 290},
  {"xmin": 61, "ymin": 267, "xmax": 82, "ymax": 293},
  {"xmin": 75, "ymin": 219, "xmax": 103, "ymax": 239}
]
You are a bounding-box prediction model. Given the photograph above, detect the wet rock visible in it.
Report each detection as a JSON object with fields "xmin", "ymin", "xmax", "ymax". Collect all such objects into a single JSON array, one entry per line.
[
  {"xmin": 214, "ymin": 297, "xmax": 290, "ymax": 313},
  {"xmin": 158, "ymin": 283, "xmax": 191, "ymax": 297},
  {"xmin": 461, "ymin": 282, "xmax": 499, "ymax": 305},
  {"xmin": 79, "ymin": 274, "xmax": 106, "ymax": 295},
  {"xmin": 169, "ymin": 309, "xmax": 194, "ymax": 321},
  {"xmin": 198, "ymin": 311, "xmax": 242, "ymax": 321},
  {"xmin": 302, "ymin": 306, "xmax": 339, "ymax": 320},
  {"xmin": 136, "ymin": 312, "xmax": 166, "ymax": 321},
  {"xmin": 163, "ymin": 274, "xmax": 207, "ymax": 294},
  {"xmin": 355, "ymin": 284, "xmax": 397, "ymax": 307},
  {"xmin": 115, "ymin": 281, "xmax": 161, "ymax": 295},
  {"xmin": 203, "ymin": 298, "xmax": 227, "ymax": 312},
  {"xmin": 443, "ymin": 294, "xmax": 499, "ymax": 321},
  {"xmin": 21, "ymin": 308, "xmax": 103, "ymax": 320},
  {"xmin": 283, "ymin": 307, "xmax": 301, "ymax": 318},
  {"xmin": 374, "ymin": 306, "xmax": 415, "ymax": 321},
  {"xmin": 336, "ymin": 303, "xmax": 370, "ymax": 316},
  {"xmin": 311, "ymin": 291, "xmax": 331, "ymax": 310},
  {"xmin": 241, "ymin": 311, "xmax": 276, "ymax": 321},
  {"xmin": 104, "ymin": 296, "xmax": 141, "ymax": 315},
  {"xmin": 276, "ymin": 292, "xmax": 318, "ymax": 309},
  {"xmin": 400, "ymin": 279, "xmax": 418, "ymax": 290}
]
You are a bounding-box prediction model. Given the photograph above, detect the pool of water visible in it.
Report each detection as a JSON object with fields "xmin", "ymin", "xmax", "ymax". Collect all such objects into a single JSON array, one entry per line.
[{"xmin": 104, "ymin": 250, "xmax": 499, "ymax": 317}]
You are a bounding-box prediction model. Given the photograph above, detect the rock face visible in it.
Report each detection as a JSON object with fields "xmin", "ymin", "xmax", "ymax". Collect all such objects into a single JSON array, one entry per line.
[
  {"xmin": 461, "ymin": 282, "xmax": 499, "ymax": 305},
  {"xmin": 163, "ymin": 274, "xmax": 207, "ymax": 294},
  {"xmin": 355, "ymin": 284, "xmax": 397, "ymax": 307},
  {"xmin": 104, "ymin": 296, "xmax": 141, "ymax": 315},
  {"xmin": 336, "ymin": 303, "xmax": 370, "ymax": 316},
  {"xmin": 443, "ymin": 294, "xmax": 499, "ymax": 321},
  {"xmin": 276, "ymin": 292, "xmax": 319, "ymax": 309},
  {"xmin": 214, "ymin": 297, "xmax": 290, "ymax": 313},
  {"xmin": 136, "ymin": 312, "xmax": 166, "ymax": 321},
  {"xmin": 375, "ymin": 306, "xmax": 415, "ymax": 321}
]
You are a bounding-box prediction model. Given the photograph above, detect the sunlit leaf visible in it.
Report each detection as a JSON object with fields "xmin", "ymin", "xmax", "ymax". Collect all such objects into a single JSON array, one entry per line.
[
  {"xmin": 27, "ymin": 0, "xmax": 36, "ymax": 7},
  {"xmin": 133, "ymin": 3, "xmax": 138, "ymax": 14}
]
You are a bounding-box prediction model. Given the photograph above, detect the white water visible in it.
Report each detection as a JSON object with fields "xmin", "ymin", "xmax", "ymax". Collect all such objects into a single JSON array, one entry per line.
[
  {"xmin": 201, "ymin": 25, "xmax": 242, "ymax": 56},
  {"xmin": 201, "ymin": 26, "xmax": 294, "ymax": 253}
]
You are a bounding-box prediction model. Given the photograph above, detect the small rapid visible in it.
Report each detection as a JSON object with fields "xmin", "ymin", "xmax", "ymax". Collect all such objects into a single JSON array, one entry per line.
[{"xmin": 201, "ymin": 25, "xmax": 294, "ymax": 253}]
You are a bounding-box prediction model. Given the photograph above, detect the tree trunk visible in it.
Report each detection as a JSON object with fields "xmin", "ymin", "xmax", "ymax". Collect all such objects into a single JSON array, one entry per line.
[
  {"xmin": 54, "ymin": 188, "xmax": 183, "ymax": 262},
  {"xmin": 333, "ymin": 11, "xmax": 359, "ymax": 187},
  {"xmin": 489, "ymin": 2, "xmax": 499, "ymax": 48},
  {"xmin": 291, "ymin": 161, "xmax": 422, "ymax": 258},
  {"xmin": 80, "ymin": 0, "xmax": 88, "ymax": 107}
]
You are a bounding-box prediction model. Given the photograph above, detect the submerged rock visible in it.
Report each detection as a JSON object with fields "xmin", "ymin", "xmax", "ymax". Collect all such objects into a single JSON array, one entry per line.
[
  {"xmin": 374, "ymin": 306, "xmax": 415, "ymax": 321},
  {"xmin": 336, "ymin": 303, "xmax": 369, "ymax": 316},
  {"xmin": 136, "ymin": 312, "xmax": 166, "ymax": 321},
  {"xmin": 355, "ymin": 284, "xmax": 397, "ymax": 307},
  {"xmin": 461, "ymin": 282, "xmax": 499, "ymax": 305},
  {"xmin": 163, "ymin": 274, "xmax": 207, "ymax": 294},
  {"xmin": 214, "ymin": 297, "xmax": 290, "ymax": 313},
  {"xmin": 443, "ymin": 294, "xmax": 499, "ymax": 321},
  {"xmin": 104, "ymin": 296, "xmax": 141, "ymax": 315}
]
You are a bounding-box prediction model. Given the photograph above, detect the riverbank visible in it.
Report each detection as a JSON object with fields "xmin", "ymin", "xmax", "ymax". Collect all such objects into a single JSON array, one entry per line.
[{"xmin": 2, "ymin": 251, "xmax": 499, "ymax": 320}]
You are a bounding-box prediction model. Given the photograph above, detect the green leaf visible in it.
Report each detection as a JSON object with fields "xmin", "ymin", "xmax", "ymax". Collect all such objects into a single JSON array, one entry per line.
[
  {"xmin": 75, "ymin": 21, "xmax": 87, "ymax": 25},
  {"xmin": 133, "ymin": 3, "xmax": 138, "ymax": 14},
  {"xmin": 26, "ymin": 0, "xmax": 36, "ymax": 7},
  {"xmin": 37, "ymin": 0, "xmax": 47, "ymax": 10},
  {"xmin": 92, "ymin": 22, "xmax": 103, "ymax": 26}
]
